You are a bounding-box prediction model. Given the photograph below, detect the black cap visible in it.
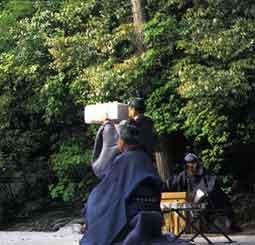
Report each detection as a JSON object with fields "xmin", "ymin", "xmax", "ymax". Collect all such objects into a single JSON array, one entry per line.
[
  {"xmin": 118, "ymin": 120, "xmax": 139, "ymax": 145},
  {"xmin": 128, "ymin": 97, "xmax": 145, "ymax": 113}
]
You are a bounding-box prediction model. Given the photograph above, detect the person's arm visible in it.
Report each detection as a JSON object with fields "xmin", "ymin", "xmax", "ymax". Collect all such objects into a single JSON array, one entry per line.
[
  {"xmin": 91, "ymin": 121, "xmax": 120, "ymax": 178},
  {"xmin": 91, "ymin": 124, "xmax": 104, "ymax": 162}
]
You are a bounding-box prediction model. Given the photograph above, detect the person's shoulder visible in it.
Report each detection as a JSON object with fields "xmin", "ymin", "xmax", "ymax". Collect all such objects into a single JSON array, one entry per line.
[
  {"xmin": 201, "ymin": 166, "xmax": 215, "ymax": 176},
  {"xmin": 136, "ymin": 115, "xmax": 153, "ymax": 126},
  {"xmin": 113, "ymin": 151, "xmax": 135, "ymax": 164},
  {"xmin": 102, "ymin": 121, "xmax": 116, "ymax": 132},
  {"xmin": 201, "ymin": 167, "xmax": 217, "ymax": 182},
  {"xmin": 121, "ymin": 149, "xmax": 152, "ymax": 164},
  {"xmin": 103, "ymin": 120, "xmax": 114, "ymax": 127},
  {"xmin": 123, "ymin": 149, "xmax": 146, "ymax": 157},
  {"xmin": 177, "ymin": 170, "xmax": 186, "ymax": 178},
  {"xmin": 144, "ymin": 116, "xmax": 153, "ymax": 124},
  {"xmin": 111, "ymin": 151, "xmax": 137, "ymax": 173},
  {"xmin": 140, "ymin": 114, "xmax": 152, "ymax": 121}
]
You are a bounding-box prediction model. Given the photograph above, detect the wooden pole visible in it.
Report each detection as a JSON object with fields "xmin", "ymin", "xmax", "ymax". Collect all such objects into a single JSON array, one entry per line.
[{"xmin": 155, "ymin": 136, "xmax": 172, "ymax": 181}]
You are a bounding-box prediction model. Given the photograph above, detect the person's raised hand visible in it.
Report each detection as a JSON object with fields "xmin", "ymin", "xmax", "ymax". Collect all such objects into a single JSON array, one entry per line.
[
  {"xmin": 80, "ymin": 223, "xmax": 87, "ymax": 234},
  {"xmin": 100, "ymin": 113, "xmax": 109, "ymax": 123}
]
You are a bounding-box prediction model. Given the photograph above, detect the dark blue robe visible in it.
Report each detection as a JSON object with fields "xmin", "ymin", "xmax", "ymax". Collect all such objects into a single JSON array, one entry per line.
[{"xmin": 80, "ymin": 150, "xmax": 191, "ymax": 245}]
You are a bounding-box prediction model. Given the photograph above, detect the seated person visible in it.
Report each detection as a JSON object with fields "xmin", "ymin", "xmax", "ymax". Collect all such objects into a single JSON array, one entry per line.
[
  {"xmin": 80, "ymin": 120, "xmax": 191, "ymax": 245},
  {"xmin": 165, "ymin": 153, "xmax": 240, "ymax": 233}
]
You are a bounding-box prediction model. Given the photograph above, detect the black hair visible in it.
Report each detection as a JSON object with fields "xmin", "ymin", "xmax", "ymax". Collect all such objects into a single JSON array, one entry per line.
[
  {"xmin": 118, "ymin": 119, "xmax": 140, "ymax": 145},
  {"xmin": 128, "ymin": 97, "xmax": 145, "ymax": 113}
]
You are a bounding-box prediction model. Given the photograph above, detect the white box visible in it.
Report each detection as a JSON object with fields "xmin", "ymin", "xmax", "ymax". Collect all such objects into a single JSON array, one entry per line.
[{"xmin": 84, "ymin": 102, "xmax": 128, "ymax": 124}]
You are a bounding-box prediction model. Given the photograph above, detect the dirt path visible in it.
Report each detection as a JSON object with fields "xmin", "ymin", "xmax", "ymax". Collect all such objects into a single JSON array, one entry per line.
[
  {"xmin": 0, "ymin": 224, "xmax": 81, "ymax": 245},
  {"xmin": 1, "ymin": 227, "xmax": 255, "ymax": 245}
]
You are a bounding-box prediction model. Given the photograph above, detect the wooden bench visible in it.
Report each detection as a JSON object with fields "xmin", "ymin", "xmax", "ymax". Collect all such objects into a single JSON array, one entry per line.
[{"xmin": 161, "ymin": 192, "xmax": 187, "ymax": 235}]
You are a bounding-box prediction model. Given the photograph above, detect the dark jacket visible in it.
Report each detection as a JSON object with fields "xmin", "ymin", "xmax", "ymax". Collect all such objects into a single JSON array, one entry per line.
[
  {"xmin": 135, "ymin": 115, "xmax": 157, "ymax": 158},
  {"xmin": 165, "ymin": 165, "xmax": 233, "ymax": 211},
  {"xmin": 166, "ymin": 165, "xmax": 216, "ymax": 199}
]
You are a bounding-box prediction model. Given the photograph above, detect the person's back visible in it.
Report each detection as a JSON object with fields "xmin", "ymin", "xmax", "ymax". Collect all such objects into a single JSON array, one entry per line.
[
  {"xmin": 135, "ymin": 114, "xmax": 156, "ymax": 157},
  {"xmin": 128, "ymin": 98, "xmax": 157, "ymax": 158}
]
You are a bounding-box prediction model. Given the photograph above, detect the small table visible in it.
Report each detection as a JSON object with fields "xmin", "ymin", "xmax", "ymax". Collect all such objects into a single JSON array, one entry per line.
[
  {"xmin": 161, "ymin": 192, "xmax": 188, "ymax": 234},
  {"xmin": 161, "ymin": 203, "xmax": 235, "ymax": 244}
]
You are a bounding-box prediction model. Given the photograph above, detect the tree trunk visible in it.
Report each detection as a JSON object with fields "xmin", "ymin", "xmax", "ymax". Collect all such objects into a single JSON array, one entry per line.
[
  {"xmin": 130, "ymin": 0, "xmax": 146, "ymax": 52},
  {"xmin": 155, "ymin": 136, "xmax": 173, "ymax": 181},
  {"xmin": 130, "ymin": 1, "xmax": 173, "ymax": 180}
]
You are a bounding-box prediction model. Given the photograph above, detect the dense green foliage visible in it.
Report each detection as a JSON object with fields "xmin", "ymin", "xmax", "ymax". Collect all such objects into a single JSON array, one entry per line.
[
  {"xmin": 0, "ymin": 0, "xmax": 255, "ymax": 220},
  {"xmin": 145, "ymin": 0, "xmax": 255, "ymax": 188}
]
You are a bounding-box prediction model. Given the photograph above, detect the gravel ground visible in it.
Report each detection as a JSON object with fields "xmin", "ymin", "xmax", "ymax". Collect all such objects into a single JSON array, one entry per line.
[
  {"xmin": 195, "ymin": 235, "xmax": 255, "ymax": 244},
  {"xmin": 0, "ymin": 224, "xmax": 81, "ymax": 245},
  {"xmin": 0, "ymin": 225, "xmax": 255, "ymax": 245}
]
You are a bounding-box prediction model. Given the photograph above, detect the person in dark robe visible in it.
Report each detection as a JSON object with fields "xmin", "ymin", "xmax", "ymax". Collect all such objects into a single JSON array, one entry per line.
[
  {"xmin": 80, "ymin": 116, "xmax": 120, "ymax": 233},
  {"xmin": 128, "ymin": 98, "xmax": 157, "ymax": 159},
  {"xmin": 165, "ymin": 153, "xmax": 241, "ymax": 233},
  {"xmin": 80, "ymin": 120, "xmax": 191, "ymax": 245},
  {"xmin": 165, "ymin": 153, "xmax": 215, "ymax": 200}
]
